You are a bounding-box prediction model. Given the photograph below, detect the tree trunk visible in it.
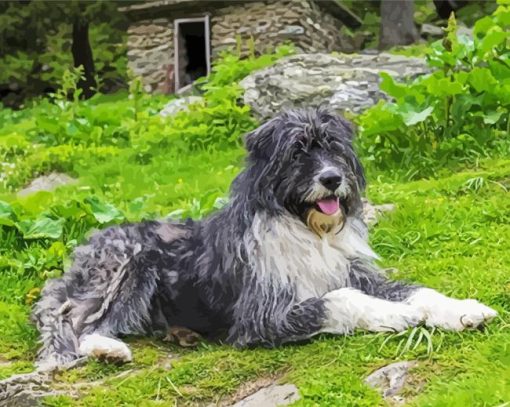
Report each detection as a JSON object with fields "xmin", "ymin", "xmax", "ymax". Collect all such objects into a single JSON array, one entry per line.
[
  {"xmin": 379, "ymin": 0, "xmax": 419, "ymax": 50},
  {"xmin": 71, "ymin": 17, "xmax": 96, "ymax": 98}
]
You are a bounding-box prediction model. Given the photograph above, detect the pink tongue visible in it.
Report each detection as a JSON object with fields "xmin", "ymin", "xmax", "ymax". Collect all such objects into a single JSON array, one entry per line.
[{"xmin": 317, "ymin": 197, "xmax": 340, "ymax": 215}]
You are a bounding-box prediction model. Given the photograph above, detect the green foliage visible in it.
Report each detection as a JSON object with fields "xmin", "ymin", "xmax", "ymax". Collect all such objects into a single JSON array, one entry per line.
[
  {"xmin": 357, "ymin": 3, "xmax": 510, "ymax": 178},
  {"xmin": 0, "ymin": 1, "xmax": 127, "ymax": 105}
]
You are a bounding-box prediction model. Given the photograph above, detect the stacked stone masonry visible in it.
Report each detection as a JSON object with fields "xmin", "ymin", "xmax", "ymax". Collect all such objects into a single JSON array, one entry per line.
[{"xmin": 126, "ymin": 0, "xmax": 356, "ymax": 93}]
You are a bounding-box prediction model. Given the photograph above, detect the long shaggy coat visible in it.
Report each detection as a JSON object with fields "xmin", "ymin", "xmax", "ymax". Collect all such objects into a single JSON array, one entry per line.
[{"xmin": 33, "ymin": 108, "xmax": 497, "ymax": 368}]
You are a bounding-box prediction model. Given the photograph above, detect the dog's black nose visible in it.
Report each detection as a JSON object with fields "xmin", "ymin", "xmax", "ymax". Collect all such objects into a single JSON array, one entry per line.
[{"xmin": 319, "ymin": 171, "xmax": 342, "ymax": 191}]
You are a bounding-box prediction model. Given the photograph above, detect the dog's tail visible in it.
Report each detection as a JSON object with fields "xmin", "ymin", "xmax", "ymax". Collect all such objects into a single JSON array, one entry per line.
[{"xmin": 31, "ymin": 278, "xmax": 81, "ymax": 369}]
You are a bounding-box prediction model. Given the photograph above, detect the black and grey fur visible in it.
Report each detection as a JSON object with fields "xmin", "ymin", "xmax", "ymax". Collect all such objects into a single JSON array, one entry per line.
[{"xmin": 33, "ymin": 108, "xmax": 497, "ymax": 367}]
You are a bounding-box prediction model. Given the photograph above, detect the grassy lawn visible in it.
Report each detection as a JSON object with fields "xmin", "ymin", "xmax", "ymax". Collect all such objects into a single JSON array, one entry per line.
[
  {"xmin": 1, "ymin": 2, "xmax": 509, "ymax": 405},
  {"xmin": 0, "ymin": 92, "xmax": 508, "ymax": 405}
]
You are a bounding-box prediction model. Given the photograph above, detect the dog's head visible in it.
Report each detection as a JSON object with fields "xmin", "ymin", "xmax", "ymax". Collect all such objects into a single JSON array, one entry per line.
[{"xmin": 238, "ymin": 108, "xmax": 365, "ymax": 231}]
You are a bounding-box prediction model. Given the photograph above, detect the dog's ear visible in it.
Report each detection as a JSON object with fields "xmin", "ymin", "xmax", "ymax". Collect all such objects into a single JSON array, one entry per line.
[{"xmin": 244, "ymin": 117, "xmax": 281, "ymax": 159}]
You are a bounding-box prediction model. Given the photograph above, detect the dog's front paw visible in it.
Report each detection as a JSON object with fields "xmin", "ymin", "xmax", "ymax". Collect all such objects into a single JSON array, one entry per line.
[
  {"xmin": 359, "ymin": 302, "xmax": 424, "ymax": 332},
  {"xmin": 426, "ymin": 299, "xmax": 497, "ymax": 330},
  {"xmin": 322, "ymin": 288, "xmax": 424, "ymax": 334},
  {"xmin": 407, "ymin": 289, "xmax": 498, "ymax": 331}
]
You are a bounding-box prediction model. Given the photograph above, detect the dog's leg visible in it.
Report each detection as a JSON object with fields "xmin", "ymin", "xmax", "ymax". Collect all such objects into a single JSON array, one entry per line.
[
  {"xmin": 229, "ymin": 287, "xmax": 421, "ymax": 347},
  {"xmin": 321, "ymin": 288, "xmax": 423, "ymax": 333},
  {"xmin": 348, "ymin": 260, "xmax": 498, "ymax": 331},
  {"xmin": 33, "ymin": 224, "xmax": 167, "ymax": 368}
]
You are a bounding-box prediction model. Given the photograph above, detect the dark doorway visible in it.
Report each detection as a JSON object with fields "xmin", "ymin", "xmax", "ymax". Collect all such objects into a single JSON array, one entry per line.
[{"xmin": 174, "ymin": 17, "xmax": 210, "ymax": 91}]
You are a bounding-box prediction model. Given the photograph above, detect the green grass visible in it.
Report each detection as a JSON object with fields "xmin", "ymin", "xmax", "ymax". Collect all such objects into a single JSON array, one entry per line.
[
  {"xmin": 0, "ymin": 81, "xmax": 509, "ymax": 405},
  {"xmin": 1, "ymin": 147, "xmax": 508, "ymax": 405}
]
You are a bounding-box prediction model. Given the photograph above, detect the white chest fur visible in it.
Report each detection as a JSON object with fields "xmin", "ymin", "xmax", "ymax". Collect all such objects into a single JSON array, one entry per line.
[{"xmin": 245, "ymin": 213, "xmax": 377, "ymax": 301}]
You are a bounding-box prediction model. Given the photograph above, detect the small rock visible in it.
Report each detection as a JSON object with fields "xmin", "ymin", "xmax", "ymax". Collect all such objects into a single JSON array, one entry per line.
[
  {"xmin": 420, "ymin": 23, "xmax": 444, "ymax": 38},
  {"xmin": 17, "ymin": 173, "xmax": 77, "ymax": 197},
  {"xmin": 230, "ymin": 384, "xmax": 300, "ymax": 407},
  {"xmin": 365, "ymin": 361, "xmax": 416, "ymax": 402},
  {"xmin": 362, "ymin": 198, "xmax": 396, "ymax": 226},
  {"xmin": 159, "ymin": 96, "xmax": 204, "ymax": 117}
]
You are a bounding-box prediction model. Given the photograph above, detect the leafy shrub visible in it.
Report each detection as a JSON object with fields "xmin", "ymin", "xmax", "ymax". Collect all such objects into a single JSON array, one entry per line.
[
  {"xmin": 130, "ymin": 45, "xmax": 294, "ymax": 154},
  {"xmin": 0, "ymin": 3, "xmax": 128, "ymax": 106},
  {"xmin": 0, "ymin": 45, "xmax": 292, "ymax": 194},
  {"xmin": 357, "ymin": 2, "xmax": 510, "ymax": 178}
]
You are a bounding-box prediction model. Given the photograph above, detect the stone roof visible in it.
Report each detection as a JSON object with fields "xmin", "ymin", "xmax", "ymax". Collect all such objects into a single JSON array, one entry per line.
[{"xmin": 119, "ymin": 0, "xmax": 361, "ymax": 28}]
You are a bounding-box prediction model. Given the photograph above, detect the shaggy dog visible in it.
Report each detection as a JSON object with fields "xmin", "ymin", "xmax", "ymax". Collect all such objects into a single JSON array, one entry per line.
[{"xmin": 33, "ymin": 108, "xmax": 497, "ymax": 368}]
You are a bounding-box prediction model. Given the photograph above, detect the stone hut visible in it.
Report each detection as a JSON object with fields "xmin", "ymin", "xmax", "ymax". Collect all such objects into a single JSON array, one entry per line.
[{"xmin": 120, "ymin": 0, "xmax": 361, "ymax": 93}]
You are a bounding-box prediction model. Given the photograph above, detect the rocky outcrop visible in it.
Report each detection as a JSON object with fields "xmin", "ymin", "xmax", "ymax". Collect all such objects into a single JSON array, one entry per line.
[{"xmin": 240, "ymin": 52, "xmax": 430, "ymax": 119}]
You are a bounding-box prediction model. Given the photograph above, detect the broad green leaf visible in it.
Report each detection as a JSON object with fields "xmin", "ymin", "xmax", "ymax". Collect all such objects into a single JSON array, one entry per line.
[
  {"xmin": 0, "ymin": 201, "xmax": 15, "ymax": 227},
  {"xmin": 474, "ymin": 16, "xmax": 495, "ymax": 38},
  {"xmin": 468, "ymin": 67, "xmax": 499, "ymax": 92},
  {"xmin": 17, "ymin": 217, "xmax": 64, "ymax": 240},
  {"xmin": 478, "ymin": 29, "xmax": 508, "ymax": 55},
  {"xmin": 53, "ymin": 200, "xmax": 87, "ymax": 220},
  {"xmin": 18, "ymin": 191, "xmax": 55, "ymax": 216},
  {"xmin": 426, "ymin": 77, "xmax": 465, "ymax": 96},
  {"xmin": 494, "ymin": 6, "xmax": 510, "ymax": 25},
  {"xmin": 84, "ymin": 196, "xmax": 124, "ymax": 224},
  {"xmin": 488, "ymin": 58, "xmax": 510, "ymax": 81},
  {"xmin": 358, "ymin": 104, "xmax": 404, "ymax": 137},
  {"xmin": 379, "ymin": 72, "xmax": 407, "ymax": 99},
  {"xmin": 36, "ymin": 116, "xmax": 61, "ymax": 134},
  {"xmin": 483, "ymin": 110, "xmax": 504, "ymax": 124},
  {"xmin": 401, "ymin": 106, "xmax": 434, "ymax": 126}
]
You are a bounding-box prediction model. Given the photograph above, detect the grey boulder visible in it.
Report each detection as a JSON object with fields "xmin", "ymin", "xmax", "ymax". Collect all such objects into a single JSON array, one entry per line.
[{"xmin": 240, "ymin": 53, "xmax": 429, "ymax": 119}]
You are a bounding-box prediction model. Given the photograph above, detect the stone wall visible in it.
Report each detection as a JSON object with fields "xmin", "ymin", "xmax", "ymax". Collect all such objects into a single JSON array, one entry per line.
[
  {"xmin": 125, "ymin": 0, "xmax": 356, "ymax": 93},
  {"xmin": 211, "ymin": 0, "xmax": 354, "ymax": 57},
  {"xmin": 127, "ymin": 18, "xmax": 174, "ymax": 93}
]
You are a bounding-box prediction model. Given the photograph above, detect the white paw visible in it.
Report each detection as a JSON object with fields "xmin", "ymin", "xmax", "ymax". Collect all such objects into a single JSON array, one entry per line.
[
  {"xmin": 359, "ymin": 301, "xmax": 424, "ymax": 332},
  {"xmin": 79, "ymin": 333, "xmax": 132, "ymax": 363},
  {"xmin": 407, "ymin": 289, "xmax": 498, "ymax": 331},
  {"xmin": 426, "ymin": 299, "xmax": 497, "ymax": 330},
  {"xmin": 322, "ymin": 288, "xmax": 423, "ymax": 334}
]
